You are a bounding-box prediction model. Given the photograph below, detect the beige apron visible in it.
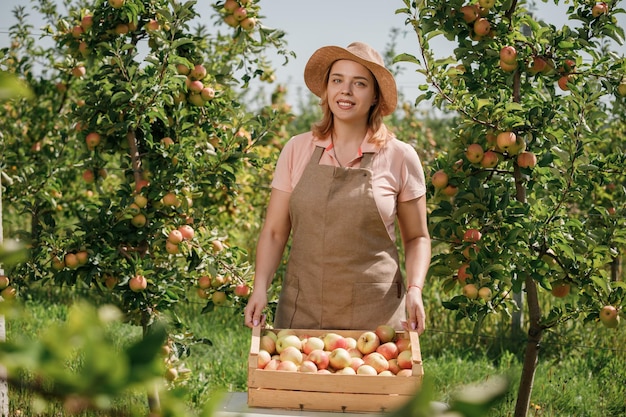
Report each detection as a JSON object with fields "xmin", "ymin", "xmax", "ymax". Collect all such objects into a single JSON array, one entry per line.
[{"xmin": 274, "ymin": 146, "xmax": 405, "ymax": 330}]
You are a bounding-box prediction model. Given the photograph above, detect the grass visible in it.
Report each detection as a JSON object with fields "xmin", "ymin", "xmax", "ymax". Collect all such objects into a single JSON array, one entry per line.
[{"xmin": 4, "ymin": 291, "xmax": 626, "ymax": 417}]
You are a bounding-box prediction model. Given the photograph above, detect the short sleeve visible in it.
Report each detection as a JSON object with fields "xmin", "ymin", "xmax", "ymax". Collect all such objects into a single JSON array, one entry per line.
[
  {"xmin": 270, "ymin": 138, "xmax": 295, "ymax": 192},
  {"xmin": 398, "ymin": 145, "xmax": 426, "ymax": 202}
]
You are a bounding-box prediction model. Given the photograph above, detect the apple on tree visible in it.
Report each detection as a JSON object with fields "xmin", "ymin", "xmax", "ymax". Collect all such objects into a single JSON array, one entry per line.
[
  {"xmin": 496, "ymin": 131, "xmax": 517, "ymax": 153},
  {"xmin": 431, "ymin": 169, "xmax": 449, "ymax": 189},
  {"xmin": 465, "ymin": 143, "xmax": 484, "ymax": 164},
  {"xmin": 129, "ymin": 274, "xmax": 147, "ymax": 292},
  {"xmin": 0, "ymin": 275, "xmax": 9, "ymax": 290},
  {"xmin": 599, "ymin": 305, "xmax": 620, "ymax": 328}
]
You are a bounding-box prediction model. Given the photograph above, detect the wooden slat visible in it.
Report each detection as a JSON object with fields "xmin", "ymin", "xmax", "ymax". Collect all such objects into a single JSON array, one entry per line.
[{"xmin": 248, "ymin": 388, "xmax": 411, "ymax": 413}]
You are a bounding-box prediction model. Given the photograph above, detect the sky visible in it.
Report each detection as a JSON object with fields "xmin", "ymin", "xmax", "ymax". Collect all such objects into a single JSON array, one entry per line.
[{"xmin": 1, "ymin": 0, "xmax": 625, "ymax": 106}]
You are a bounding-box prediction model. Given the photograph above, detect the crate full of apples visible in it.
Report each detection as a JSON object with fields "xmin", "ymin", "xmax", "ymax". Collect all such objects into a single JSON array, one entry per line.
[{"xmin": 247, "ymin": 325, "xmax": 423, "ymax": 413}]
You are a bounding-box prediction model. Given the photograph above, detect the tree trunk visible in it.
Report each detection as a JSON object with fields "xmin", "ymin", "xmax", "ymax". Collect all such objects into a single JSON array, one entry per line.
[{"xmin": 514, "ymin": 276, "xmax": 543, "ymax": 417}]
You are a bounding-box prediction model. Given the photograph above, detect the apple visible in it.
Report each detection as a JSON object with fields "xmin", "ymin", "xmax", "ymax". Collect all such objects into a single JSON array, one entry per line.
[
  {"xmin": 551, "ymin": 281, "xmax": 570, "ymax": 298},
  {"xmin": 558, "ymin": 74, "xmax": 574, "ymax": 91},
  {"xmin": 257, "ymin": 350, "xmax": 272, "ymax": 369},
  {"xmin": 457, "ymin": 263, "xmax": 471, "ymax": 285},
  {"xmin": 592, "ymin": 2, "xmax": 608, "ymax": 17},
  {"xmin": 480, "ymin": 150, "xmax": 499, "ymax": 168},
  {"xmin": 356, "ymin": 331, "xmax": 380, "ymax": 355},
  {"xmin": 198, "ymin": 86, "xmax": 215, "ymax": 101},
  {"xmin": 363, "ymin": 352, "xmax": 389, "ymax": 373},
  {"xmin": 104, "ymin": 275, "xmax": 118, "ymax": 290},
  {"xmin": 479, "ymin": 0, "xmax": 495, "ymax": 9},
  {"xmin": 496, "ymin": 131, "xmax": 517, "ymax": 152},
  {"xmin": 336, "ymin": 366, "xmax": 356, "ymax": 375},
  {"xmin": 350, "ymin": 357, "xmax": 365, "ymax": 372},
  {"xmin": 75, "ymin": 250, "xmax": 88, "ymax": 265},
  {"xmin": 344, "ymin": 337, "xmax": 357, "ymax": 350},
  {"xmin": 442, "ymin": 185, "xmax": 459, "ymax": 197},
  {"xmin": 463, "ymin": 244, "xmax": 479, "ymax": 259},
  {"xmin": 71, "ymin": 65, "xmax": 86, "ymax": 78},
  {"xmin": 108, "ymin": 0, "xmax": 125, "ymax": 8},
  {"xmin": 387, "ymin": 358, "xmax": 401, "ymax": 375},
  {"xmin": 277, "ymin": 361, "xmax": 298, "ymax": 372},
  {"xmin": 599, "ymin": 305, "xmax": 620, "ymax": 328},
  {"xmin": 223, "ymin": 0, "xmax": 239, "ymax": 12},
  {"xmin": 302, "ymin": 336, "xmax": 325, "ymax": 355},
  {"xmin": 134, "ymin": 194, "xmax": 148, "ymax": 209},
  {"xmin": 234, "ymin": 284, "xmax": 251, "ymax": 298},
  {"xmin": 51, "ymin": 256, "xmax": 65, "ymax": 271},
  {"xmin": 307, "ymin": 349, "xmax": 330, "ymax": 370},
  {"xmin": 397, "ymin": 349, "xmax": 413, "ymax": 369},
  {"xmin": 223, "ymin": 14, "xmax": 239, "ymax": 27},
  {"xmin": 131, "ymin": 213, "xmax": 147, "ymax": 228},
  {"xmin": 376, "ymin": 342, "xmax": 399, "ymax": 360},
  {"xmin": 0, "ymin": 275, "xmax": 9, "ymax": 290},
  {"xmin": 478, "ymin": 287, "xmax": 492, "ymax": 301},
  {"xmin": 276, "ymin": 334, "xmax": 302, "ymax": 353},
  {"xmin": 81, "ymin": 15, "xmax": 93, "ymax": 30},
  {"xmin": 500, "ymin": 46, "xmax": 518, "ymax": 65},
  {"xmin": 299, "ymin": 360, "xmax": 318, "ymax": 373},
  {"xmin": 465, "ymin": 143, "xmax": 484, "ymax": 164},
  {"xmin": 431, "ymin": 170, "xmax": 449, "ymax": 189},
  {"xmin": 463, "ymin": 228, "xmax": 482, "ymax": 243},
  {"xmin": 463, "ymin": 283, "xmax": 479, "ymax": 299},
  {"xmin": 397, "ymin": 369, "xmax": 413, "ymax": 377},
  {"xmin": 507, "ymin": 135, "xmax": 526, "ymax": 155},
  {"xmin": 473, "ymin": 18, "xmax": 491, "ymax": 37},
  {"xmin": 322, "ymin": 332, "xmax": 348, "ymax": 351},
  {"xmin": 459, "ymin": 5, "xmax": 479, "ymax": 23},
  {"xmin": 259, "ymin": 335, "xmax": 276, "ymax": 354},
  {"xmin": 64, "ymin": 253, "xmax": 80, "ymax": 269},
  {"xmin": 276, "ymin": 329, "xmax": 296, "ymax": 338},
  {"xmin": 348, "ymin": 347, "xmax": 363, "ymax": 358},
  {"xmin": 189, "ymin": 64, "xmax": 207, "ymax": 81},
  {"xmin": 71, "ymin": 25, "xmax": 84, "ymax": 38},
  {"xmin": 162, "ymin": 192, "xmax": 180, "ymax": 207},
  {"xmin": 1, "ymin": 287, "xmax": 16, "ymax": 299},
  {"xmin": 264, "ymin": 359, "xmax": 280, "ymax": 371},
  {"xmin": 499, "ymin": 59, "xmax": 518, "ymax": 72},
  {"xmin": 146, "ymin": 19, "xmax": 160, "ymax": 31},
  {"xmin": 375, "ymin": 324, "xmax": 397, "ymax": 344},
  {"xmin": 168, "ymin": 229, "xmax": 184, "ymax": 244},
  {"xmin": 233, "ymin": 7, "xmax": 248, "ymax": 21},
  {"xmin": 240, "ymin": 17, "xmax": 256, "ymax": 31},
  {"xmin": 115, "ymin": 24, "xmax": 129, "ymax": 35},
  {"xmin": 617, "ymin": 80, "xmax": 626, "ymax": 97},
  {"xmin": 329, "ymin": 348, "xmax": 352, "ymax": 370},
  {"xmin": 395, "ymin": 337, "xmax": 411, "ymax": 353},
  {"xmin": 279, "ymin": 346, "xmax": 303, "ymax": 365},
  {"xmin": 129, "ymin": 274, "xmax": 147, "ymax": 292},
  {"xmin": 212, "ymin": 291, "xmax": 227, "ymax": 305},
  {"xmin": 357, "ymin": 364, "xmax": 378, "ymax": 375},
  {"xmin": 517, "ymin": 151, "xmax": 537, "ymax": 168},
  {"xmin": 188, "ymin": 93, "xmax": 205, "ymax": 106}
]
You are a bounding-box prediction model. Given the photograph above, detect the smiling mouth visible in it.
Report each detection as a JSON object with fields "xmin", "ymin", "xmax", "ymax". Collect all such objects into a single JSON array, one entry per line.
[{"xmin": 337, "ymin": 100, "xmax": 354, "ymax": 109}]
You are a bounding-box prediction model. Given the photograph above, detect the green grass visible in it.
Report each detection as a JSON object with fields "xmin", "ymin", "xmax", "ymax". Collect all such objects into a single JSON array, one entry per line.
[{"xmin": 5, "ymin": 293, "xmax": 626, "ymax": 417}]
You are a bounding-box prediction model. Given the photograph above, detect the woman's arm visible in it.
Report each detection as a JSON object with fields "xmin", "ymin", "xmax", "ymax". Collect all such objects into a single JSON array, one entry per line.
[
  {"xmin": 397, "ymin": 195, "xmax": 431, "ymax": 334},
  {"xmin": 244, "ymin": 188, "xmax": 292, "ymax": 328}
]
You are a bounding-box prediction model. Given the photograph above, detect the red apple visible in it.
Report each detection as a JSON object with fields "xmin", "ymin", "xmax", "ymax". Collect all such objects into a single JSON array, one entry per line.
[
  {"xmin": 146, "ymin": 19, "xmax": 160, "ymax": 31},
  {"xmin": 279, "ymin": 346, "xmax": 303, "ymax": 365},
  {"xmin": 71, "ymin": 25, "xmax": 84, "ymax": 38},
  {"xmin": 551, "ymin": 281, "xmax": 570, "ymax": 298},
  {"xmin": 517, "ymin": 151, "xmax": 537, "ymax": 168},
  {"xmin": 496, "ymin": 131, "xmax": 517, "ymax": 153},
  {"xmin": 592, "ymin": 2, "xmax": 608, "ymax": 17},
  {"xmin": 480, "ymin": 150, "xmax": 499, "ymax": 168},
  {"xmin": 0, "ymin": 275, "xmax": 9, "ymax": 290},
  {"xmin": 363, "ymin": 352, "xmax": 389, "ymax": 373},
  {"xmin": 387, "ymin": 358, "xmax": 401, "ymax": 374},
  {"xmin": 276, "ymin": 361, "xmax": 298, "ymax": 372},
  {"xmin": 240, "ymin": 17, "xmax": 256, "ymax": 31},
  {"xmin": 233, "ymin": 7, "xmax": 248, "ymax": 21},
  {"xmin": 64, "ymin": 253, "xmax": 80, "ymax": 269},
  {"xmin": 165, "ymin": 240, "xmax": 179, "ymax": 254},
  {"xmin": 442, "ymin": 185, "xmax": 459, "ymax": 197},
  {"xmin": 223, "ymin": 0, "xmax": 239, "ymax": 12},
  {"xmin": 307, "ymin": 349, "xmax": 330, "ymax": 370},
  {"xmin": 375, "ymin": 324, "xmax": 397, "ymax": 343},
  {"xmin": 234, "ymin": 284, "xmax": 250, "ymax": 298},
  {"xmin": 302, "ymin": 336, "xmax": 325, "ymax": 355},
  {"xmin": 162, "ymin": 192, "xmax": 180, "ymax": 207},
  {"xmin": 395, "ymin": 338, "xmax": 411, "ymax": 353},
  {"xmin": 189, "ymin": 64, "xmax": 207, "ymax": 81},
  {"xmin": 0, "ymin": 287, "xmax": 16, "ymax": 299},
  {"xmin": 259, "ymin": 335, "xmax": 276, "ymax": 354},
  {"xmin": 176, "ymin": 64, "xmax": 190, "ymax": 75},
  {"xmin": 129, "ymin": 274, "xmax": 147, "ymax": 292},
  {"xmin": 257, "ymin": 350, "xmax": 272, "ymax": 369},
  {"xmin": 322, "ymin": 332, "xmax": 348, "ymax": 351},
  {"xmin": 499, "ymin": 46, "xmax": 518, "ymax": 65},
  {"xmin": 500, "ymin": 59, "xmax": 518, "ymax": 72},
  {"xmin": 465, "ymin": 143, "xmax": 484, "ymax": 164},
  {"xmin": 299, "ymin": 360, "xmax": 318, "ymax": 373},
  {"xmin": 463, "ymin": 228, "xmax": 482, "ymax": 243},
  {"xmin": 167, "ymin": 229, "xmax": 184, "ymax": 244},
  {"xmin": 223, "ymin": 14, "xmax": 239, "ymax": 28},
  {"xmin": 356, "ymin": 331, "xmax": 380, "ymax": 355},
  {"xmin": 478, "ymin": 287, "xmax": 492, "ymax": 301},
  {"xmin": 457, "ymin": 263, "xmax": 471, "ymax": 285},
  {"xmin": 397, "ymin": 349, "xmax": 413, "ymax": 369},
  {"xmin": 473, "ymin": 18, "xmax": 491, "ymax": 37},
  {"xmin": 81, "ymin": 15, "xmax": 93, "ymax": 30},
  {"xmin": 336, "ymin": 366, "xmax": 356, "ymax": 375},
  {"xmin": 350, "ymin": 357, "xmax": 365, "ymax": 372},
  {"xmin": 376, "ymin": 342, "xmax": 399, "ymax": 360},
  {"xmin": 558, "ymin": 74, "xmax": 574, "ymax": 91},
  {"xmin": 71, "ymin": 65, "xmax": 86, "ymax": 78},
  {"xmin": 85, "ymin": 132, "xmax": 101, "ymax": 150},
  {"xmin": 264, "ymin": 359, "xmax": 280, "ymax": 371},
  {"xmin": 200, "ymin": 87, "xmax": 215, "ymax": 101},
  {"xmin": 431, "ymin": 169, "xmax": 449, "ymax": 189},
  {"xmin": 459, "ymin": 5, "xmax": 479, "ymax": 23}
]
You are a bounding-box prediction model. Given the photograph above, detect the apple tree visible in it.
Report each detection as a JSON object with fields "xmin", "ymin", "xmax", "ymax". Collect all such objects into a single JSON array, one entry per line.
[
  {"xmin": 0, "ymin": 0, "xmax": 291, "ymax": 391},
  {"xmin": 397, "ymin": 0, "xmax": 626, "ymax": 415}
]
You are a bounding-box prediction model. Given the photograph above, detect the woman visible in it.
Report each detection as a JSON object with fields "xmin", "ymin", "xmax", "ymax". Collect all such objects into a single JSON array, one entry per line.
[{"xmin": 243, "ymin": 42, "xmax": 431, "ymax": 333}]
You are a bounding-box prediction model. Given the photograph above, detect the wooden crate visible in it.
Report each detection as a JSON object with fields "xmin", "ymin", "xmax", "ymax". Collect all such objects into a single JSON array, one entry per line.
[{"xmin": 247, "ymin": 326, "xmax": 423, "ymax": 413}]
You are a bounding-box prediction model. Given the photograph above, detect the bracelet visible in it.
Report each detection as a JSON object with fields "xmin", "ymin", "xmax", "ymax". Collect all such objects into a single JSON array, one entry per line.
[{"xmin": 407, "ymin": 284, "xmax": 423, "ymax": 291}]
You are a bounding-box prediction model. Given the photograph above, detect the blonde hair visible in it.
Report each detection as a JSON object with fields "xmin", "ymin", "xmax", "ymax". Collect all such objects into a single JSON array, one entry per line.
[{"xmin": 311, "ymin": 68, "xmax": 392, "ymax": 147}]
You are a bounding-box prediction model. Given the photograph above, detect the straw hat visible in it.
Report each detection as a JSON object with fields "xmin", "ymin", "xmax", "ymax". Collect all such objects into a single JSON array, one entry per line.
[{"xmin": 304, "ymin": 42, "xmax": 397, "ymax": 116}]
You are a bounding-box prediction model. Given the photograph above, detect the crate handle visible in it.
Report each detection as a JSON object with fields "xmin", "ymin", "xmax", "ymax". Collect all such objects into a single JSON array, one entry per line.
[{"xmin": 250, "ymin": 324, "xmax": 262, "ymax": 356}]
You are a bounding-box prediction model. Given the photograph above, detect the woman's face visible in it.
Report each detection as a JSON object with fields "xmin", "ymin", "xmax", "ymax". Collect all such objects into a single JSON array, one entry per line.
[{"xmin": 325, "ymin": 59, "xmax": 377, "ymax": 123}]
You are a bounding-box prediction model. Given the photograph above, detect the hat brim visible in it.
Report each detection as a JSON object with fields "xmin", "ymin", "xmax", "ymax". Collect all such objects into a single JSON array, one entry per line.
[{"xmin": 304, "ymin": 46, "xmax": 397, "ymax": 116}]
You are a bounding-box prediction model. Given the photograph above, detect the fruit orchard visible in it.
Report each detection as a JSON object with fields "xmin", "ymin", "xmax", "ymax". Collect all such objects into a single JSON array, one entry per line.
[{"xmin": 0, "ymin": 0, "xmax": 625, "ymax": 416}]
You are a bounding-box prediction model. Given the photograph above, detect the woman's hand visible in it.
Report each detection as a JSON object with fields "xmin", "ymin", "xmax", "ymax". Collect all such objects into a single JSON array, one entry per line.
[
  {"xmin": 244, "ymin": 289, "xmax": 268, "ymax": 328},
  {"xmin": 405, "ymin": 286, "xmax": 426, "ymax": 335}
]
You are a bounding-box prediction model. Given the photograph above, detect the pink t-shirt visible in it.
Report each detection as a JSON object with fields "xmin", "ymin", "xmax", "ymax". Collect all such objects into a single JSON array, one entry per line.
[{"xmin": 271, "ymin": 131, "xmax": 426, "ymax": 241}]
